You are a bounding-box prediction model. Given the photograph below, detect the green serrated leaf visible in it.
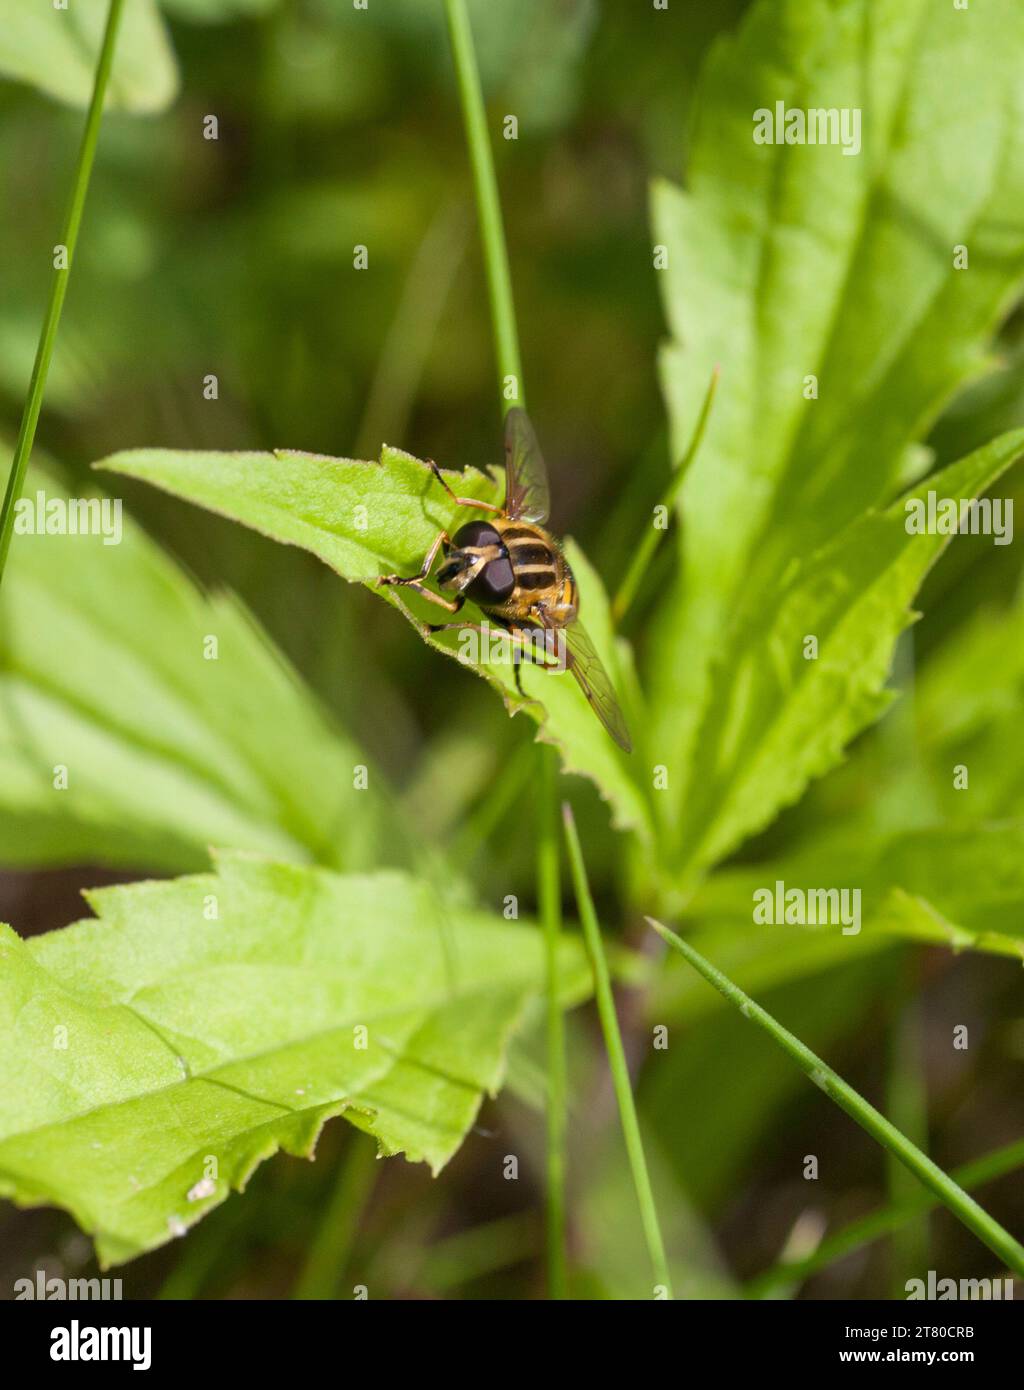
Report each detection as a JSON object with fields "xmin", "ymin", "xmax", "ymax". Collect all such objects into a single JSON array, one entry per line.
[
  {"xmin": 0, "ymin": 469, "xmax": 392, "ymax": 873},
  {"xmin": 649, "ymin": 0, "xmax": 1024, "ymax": 833},
  {"xmin": 0, "ymin": 0, "xmax": 179, "ymax": 113},
  {"xmin": 96, "ymin": 445, "xmax": 653, "ymax": 838},
  {"xmin": 0, "ymin": 851, "xmax": 590, "ymax": 1267},
  {"xmin": 672, "ymin": 431, "xmax": 1024, "ymax": 878},
  {"xmin": 916, "ymin": 600, "xmax": 1024, "ymax": 750},
  {"xmin": 910, "ymin": 596, "xmax": 1024, "ymax": 822},
  {"xmin": 670, "ymin": 820, "xmax": 1024, "ymax": 996},
  {"xmin": 99, "ymin": 444, "xmax": 503, "ymax": 580},
  {"xmin": 872, "ymin": 821, "xmax": 1024, "ymax": 947}
]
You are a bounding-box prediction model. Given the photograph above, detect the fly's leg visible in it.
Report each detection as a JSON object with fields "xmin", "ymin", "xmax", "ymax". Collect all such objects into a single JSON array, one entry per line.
[
  {"xmin": 513, "ymin": 625, "xmax": 568, "ymax": 675},
  {"xmin": 377, "ymin": 528, "xmax": 449, "ymax": 585},
  {"xmin": 426, "ymin": 622, "xmax": 559, "ymax": 695},
  {"xmin": 427, "ymin": 619, "xmax": 528, "ymax": 664},
  {"xmin": 427, "ymin": 460, "xmax": 502, "ymax": 515},
  {"xmin": 377, "ymin": 531, "xmax": 464, "ymax": 612},
  {"xmin": 426, "ymin": 618, "xmax": 494, "ymax": 637},
  {"xmin": 509, "ymin": 629, "xmax": 564, "ymax": 700},
  {"xmin": 522, "ymin": 607, "xmax": 569, "ymax": 673},
  {"xmin": 391, "ymin": 583, "xmax": 464, "ymax": 613}
]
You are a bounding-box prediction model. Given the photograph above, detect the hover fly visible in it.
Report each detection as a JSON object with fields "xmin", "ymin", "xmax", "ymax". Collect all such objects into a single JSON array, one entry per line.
[{"xmin": 378, "ymin": 408, "xmax": 632, "ymax": 752}]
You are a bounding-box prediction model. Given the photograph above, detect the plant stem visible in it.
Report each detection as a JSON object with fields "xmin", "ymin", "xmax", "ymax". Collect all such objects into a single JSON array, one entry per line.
[
  {"xmin": 650, "ymin": 918, "xmax": 1024, "ymax": 1278},
  {"xmin": 564, "ymin": 805, "xmax": 673, "ymax": 1297},
  {"xmin": 0, "ymin": 0, "xmax": 126, "ymax": 589},
  {"xmin": 538, "ymin": 747, "xmax": 568, "ymax": 1298},
  {"xmin": 746, "ymin": 1136, "xmax": 1024, "ymax": 1299},
  {"xmin": 612, "ymin": 365, "xmax": 719, "ymax": 624},
  {"xmin": 886, "ymin": 955, "xmax": 929, "ymax": 1295},
  {"xmin": 443, "ymin": 0, "xmax": 566, "ymax": 1296},
  {"xmin": 442, "ymin": 0, "xmax": 524, "ymax": 414}
]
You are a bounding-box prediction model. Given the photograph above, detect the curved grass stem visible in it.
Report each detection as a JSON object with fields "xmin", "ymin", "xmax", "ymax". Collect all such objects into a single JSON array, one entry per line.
[
  {"xmin": 0, "ymin": 0, "xmax": 126, "ymax": 589},
  {"xmin": 886, "ymin": 955, "xmax": 930, "ymax": 1295},
  {"xmin": 650, "ymin": 918, "xmax": 1024, "ymax": 1279},
  {"xmin": 538, "ymin": 746, "xmax": 568, "ymax": 1298},
  {"xmin": 564, "ymin": 805, "xmax": 674, "ymax": 1297},
  {"xmin": 746, "ymin": 1136, "xmax": 1024, "ymax": 1299},
  {"xmin": 442, "ymin": 0, "xmax": 524, "ymax": 414},
  {"xmin": 443, "ymin": 0, "xmax": 568, "ymax": 1295}
]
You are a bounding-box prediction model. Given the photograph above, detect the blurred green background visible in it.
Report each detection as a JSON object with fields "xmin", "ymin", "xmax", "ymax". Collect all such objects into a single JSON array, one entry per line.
[{"xmin": 1, "ymin": 0, "xmax": 1022, "ymax": 1301}]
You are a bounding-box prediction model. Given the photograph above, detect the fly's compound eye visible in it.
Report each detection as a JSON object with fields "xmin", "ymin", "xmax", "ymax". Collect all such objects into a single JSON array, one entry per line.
[
  {"xmin": 452, "ymin": 520, "xmax": 502, "ymax": 548},
  {"xmin": 465, "ymin": 556, "xmax": 515, "ymax": 604}
]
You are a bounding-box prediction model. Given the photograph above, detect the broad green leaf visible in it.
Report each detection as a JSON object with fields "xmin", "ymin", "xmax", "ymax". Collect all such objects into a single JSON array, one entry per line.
[
  {"xmin": 868, "ymin": 890, "xmax": 1024, "ymax": 964},
  {"xmin": 0, "ymin": 851, "xmax": 590, "ymax": 1267},
  {"xmin": 916, "ymin": 601, "xmax": 1024, "ymax": 750},
  {"xmin": 0, "ymin": 0, "xmax": 179, "ymax": 113},
  {"xmin": 671, "ymin": 432, "xmax": 1024, "ymax": 879},
  {"xmin": 649, "ymin": 0, "xmax": 1024, "ymax": 833},
  {"xmin": 873, "ymin": 822, "xmax": 1024, "ymax": 948},
  {"xmin": 99, "ymin": 444, "xmax": 505, "ymax": 583},
  {"xmin": 97, "ymin": 446, "xmax": 653, "ymax": 838},
  {"xmin": 911, "ymin": 597, "xmax": 1024, "ymax": 822},
  {"xmin": 652, "ymin": 920, "xmax": 886, "ymax": 1028},
  {"xmin": 0, "ymin": 469, "xmax": 392, "ymax": 874},
  {"xmin": 670, "ymin": 820, "xmax": 1024, "ymax": 1004}
]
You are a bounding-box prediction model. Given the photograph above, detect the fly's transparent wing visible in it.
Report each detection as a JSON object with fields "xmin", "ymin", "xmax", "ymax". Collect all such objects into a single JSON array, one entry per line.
[
  {"xmin": 504, "ymin": 407, "xmax": 550, "ymax": 524},
  {"xmin": 555, "ymin": 618, "xmax": 632, "ymax": 752}
]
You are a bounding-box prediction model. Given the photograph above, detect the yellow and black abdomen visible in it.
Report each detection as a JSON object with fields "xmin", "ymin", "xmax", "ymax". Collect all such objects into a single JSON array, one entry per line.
[{"xmin": 494, "ymin": 520, "xmax": 578, "ymax": 623}]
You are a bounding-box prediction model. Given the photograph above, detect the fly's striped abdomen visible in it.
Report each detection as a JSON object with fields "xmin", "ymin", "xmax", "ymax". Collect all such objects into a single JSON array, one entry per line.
[
  {"xmin": 500, "ymin": 526, "xmax": 544, "ymax": 540},
  {"xmin": 501, "ymin": 524, "xmax": 558, "ymax": 598},
  {"xmin": 507, "ymin": 543, "xmax": 553, "ymax": 567}
]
